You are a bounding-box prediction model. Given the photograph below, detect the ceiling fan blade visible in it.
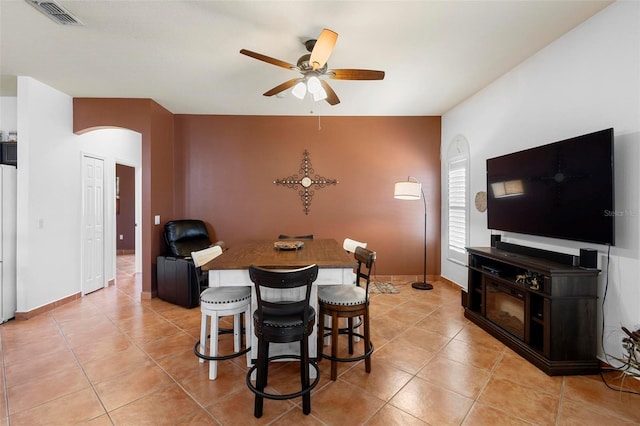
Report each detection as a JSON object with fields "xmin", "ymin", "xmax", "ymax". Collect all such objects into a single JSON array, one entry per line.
[
  {"xmin": 321, "ymin": 80, "xmax": 340, "ymax": 106},
  {"xmin": 310, "ymin": 29, "xmax": 338, "ymax": 71},
  {"xmin": 240, "ymin": 49, "xmax": 296, "ymax": 70},
  {"xmin": 329, "ymin": 69, "xmax": 385, "ymax": 80},
  {"xmin": 263, "ymin": 79, "xmax": 299, "ymax": 97}
]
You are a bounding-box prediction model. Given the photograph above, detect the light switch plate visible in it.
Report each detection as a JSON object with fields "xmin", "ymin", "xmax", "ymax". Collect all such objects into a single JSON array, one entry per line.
[{"xmin": 154, "ymin": 215, "xmax": 160, "ymax": 225}]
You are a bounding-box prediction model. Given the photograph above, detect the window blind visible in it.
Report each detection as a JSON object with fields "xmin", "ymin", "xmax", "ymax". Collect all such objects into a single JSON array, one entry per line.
[{"xmin": 448, "ymin": 159, "xmax": 467, "ymax": 263}]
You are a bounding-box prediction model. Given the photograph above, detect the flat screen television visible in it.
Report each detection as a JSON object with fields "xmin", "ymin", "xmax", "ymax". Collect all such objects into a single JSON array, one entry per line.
[{"xmin": 486, "ymin": 128, "xmax": 614, "ymax": 246}]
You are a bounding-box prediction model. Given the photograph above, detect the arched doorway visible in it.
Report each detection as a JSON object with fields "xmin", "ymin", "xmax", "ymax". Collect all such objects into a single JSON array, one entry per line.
[{"xmin": 78, "ymin": 128, "xmax": 142, "ymax": 293}]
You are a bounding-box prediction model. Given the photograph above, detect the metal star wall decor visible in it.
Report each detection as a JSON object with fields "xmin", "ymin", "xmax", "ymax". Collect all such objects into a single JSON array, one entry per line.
[{"xmin": 273, "ymin": 149, "xmax": 339, "ymax": 215}]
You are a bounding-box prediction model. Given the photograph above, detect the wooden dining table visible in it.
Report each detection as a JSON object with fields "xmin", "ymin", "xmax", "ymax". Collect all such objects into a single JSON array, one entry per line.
[{"xmin": 201, "ymin": 238, "xmax": 356, "ymax": 362}]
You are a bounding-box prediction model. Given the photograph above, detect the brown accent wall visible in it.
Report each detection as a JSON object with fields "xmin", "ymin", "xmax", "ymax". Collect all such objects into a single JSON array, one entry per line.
[
  {"xmin": 73, "ymin": 98, "xmax": 175, "ymax": 298},
  {"xmin": 174, "ymin": 115, "xmax": 441, "ymax": 276},
  {"xmin": 73, "ymin": 98, "xmax": 441, "ymax": 296},
  {"xmin": 116, "ymin": 164, "xmax": 135, "ymax": 251}
]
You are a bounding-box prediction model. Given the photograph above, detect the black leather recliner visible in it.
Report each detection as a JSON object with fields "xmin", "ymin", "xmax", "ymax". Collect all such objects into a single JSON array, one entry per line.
[
  {"xmin": 164, "ymin": 220, "xmax": 211, "ymax": 257},
  {"xmin": 156, "ymin": 220, "xmax": 212, "ymax": 308}
]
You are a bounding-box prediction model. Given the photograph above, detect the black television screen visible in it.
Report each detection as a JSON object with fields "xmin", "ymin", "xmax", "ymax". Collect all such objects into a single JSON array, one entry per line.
[{"xmin": 486, "ymin": 128, "xmax": 614, "ymax": 246}]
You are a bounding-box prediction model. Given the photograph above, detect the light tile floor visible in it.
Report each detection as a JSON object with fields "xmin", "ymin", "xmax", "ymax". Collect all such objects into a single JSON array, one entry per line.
[{"xmin": 0, "ymin": 254, "xmax": 638, "ymax": 425}]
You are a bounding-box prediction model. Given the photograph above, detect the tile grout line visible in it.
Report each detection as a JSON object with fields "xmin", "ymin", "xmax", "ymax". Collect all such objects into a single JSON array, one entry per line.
[
  {"xmin": 555, "ymin": 376, "xmax": 567, "ymax": 426},
  {"xmin": 98, "ymin": 284, "xmax": 221, "ymax": 424},
  {"xmin": 50, "ymin": 305, "xmax": 116, "ymax": 424}
]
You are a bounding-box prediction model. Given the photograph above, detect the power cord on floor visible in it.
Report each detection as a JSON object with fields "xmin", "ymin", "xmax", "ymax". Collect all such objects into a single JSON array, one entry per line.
[
  {"xmin": 599, "ymin": 368, "xmax": 640, "ymax": 396},
  {"xmin": 598, "ymin": 244, "xmax": 640, "ymax": 396}
]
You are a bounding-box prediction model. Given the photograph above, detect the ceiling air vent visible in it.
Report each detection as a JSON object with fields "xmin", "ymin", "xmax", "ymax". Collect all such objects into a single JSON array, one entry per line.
[{"xmin": 27, "ymin": 0, "xmax": 84, "ymax": 26}]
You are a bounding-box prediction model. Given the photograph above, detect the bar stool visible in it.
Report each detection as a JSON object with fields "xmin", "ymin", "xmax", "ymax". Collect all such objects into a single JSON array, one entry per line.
[
  {"xmin": 322, "ymin": 237, "xmax": 367, "ymax": 346},
  {"xmin": 317, "ymin": 246, "xmax": 375, "ymax": 380},
  {"xmin": 192, "ymin": 245, "xmax": 251, "ymax": 380},
  {"xmin": 246, "ymin": 264, "xmax": 320, "ymax": 418}
]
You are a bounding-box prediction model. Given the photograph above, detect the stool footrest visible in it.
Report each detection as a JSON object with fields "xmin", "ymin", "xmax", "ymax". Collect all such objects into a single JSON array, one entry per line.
[
  {"xmin": 246, "ymin": 355, "xmax": 320, "ymax": 400},
  {"xmin": 193, "ymin": 338, "xmax": 251, "ymax": 361},
  {"xmin": 323, "ymin": 316, "xmax": 363, "ymax": 333},
  {"xmin": 320, "ymin": 331, "xmax": 374, "ymax": 363}
]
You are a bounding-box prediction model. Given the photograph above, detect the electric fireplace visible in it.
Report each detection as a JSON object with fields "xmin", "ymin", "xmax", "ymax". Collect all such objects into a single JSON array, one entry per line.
[{"xmin": 484, "ymin": 278, "xmax": 525, "ymax": 340}]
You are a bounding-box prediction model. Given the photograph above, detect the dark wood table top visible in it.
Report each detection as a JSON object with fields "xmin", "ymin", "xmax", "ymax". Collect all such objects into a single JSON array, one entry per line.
[{"xmin": 201, "ymin": 238, "xmax": 356, "ymax": 271}]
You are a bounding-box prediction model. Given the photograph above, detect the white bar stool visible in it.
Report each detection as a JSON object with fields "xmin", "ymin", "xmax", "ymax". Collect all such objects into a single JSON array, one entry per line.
[
  {"xmin": 197, "ymin": 286, "xmax": 252, "ymax": 379},
  {"xmin": 192, "ymin": 245, "xmax": 252, "ymax": 380}
]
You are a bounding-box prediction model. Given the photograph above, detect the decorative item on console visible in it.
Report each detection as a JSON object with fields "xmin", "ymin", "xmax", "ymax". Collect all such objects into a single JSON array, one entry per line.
[{"xmin": 515, "ymin": 271, "xmax": 544, "ymax": 291}]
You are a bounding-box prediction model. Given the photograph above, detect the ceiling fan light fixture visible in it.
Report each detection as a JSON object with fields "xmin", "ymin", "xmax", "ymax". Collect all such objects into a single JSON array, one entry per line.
[
  {"xmin": 241, "ymin": 28, "xmax": 383, "ymax": 107},
  {"xmin": 292, "ymin": 81, "xmax": 307, "ymax": 99},
  {"xmin": 306, "ymin": 76, "xmax": 322, "ymax": 94}
]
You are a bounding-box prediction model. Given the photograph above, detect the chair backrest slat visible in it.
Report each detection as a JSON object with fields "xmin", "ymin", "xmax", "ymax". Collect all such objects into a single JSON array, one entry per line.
[
  {"xmin": 354, "ymin": 246, "xmax": 376, "ymax": 294},
  {"xmin": 343, "ymin": 238, "xmax": 367, "ymax": 253},
  {"xmin": 191, "ymin": 245, "xmax": 223, "ymax": 268},
  {"xmin": 249, "ymin": 264, "xmax": 319, "ymax": 325}
]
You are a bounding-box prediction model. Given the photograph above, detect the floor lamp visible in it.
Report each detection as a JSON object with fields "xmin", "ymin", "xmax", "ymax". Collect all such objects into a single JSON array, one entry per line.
[{"xmin": 394, "ymin": 176, "xmax": 433, "ymax": 290}]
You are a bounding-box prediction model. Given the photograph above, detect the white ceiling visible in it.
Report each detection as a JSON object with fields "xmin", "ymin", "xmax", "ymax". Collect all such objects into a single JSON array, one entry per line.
[{"xmin": 0, "ymin": 0, "xmax": 613, "ymax": 116}]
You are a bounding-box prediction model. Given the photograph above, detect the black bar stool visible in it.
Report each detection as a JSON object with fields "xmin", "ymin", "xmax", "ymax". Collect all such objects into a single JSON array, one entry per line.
[{"xmin": 246, "ymin": 264, "xmax": 320, "ymax": 418}]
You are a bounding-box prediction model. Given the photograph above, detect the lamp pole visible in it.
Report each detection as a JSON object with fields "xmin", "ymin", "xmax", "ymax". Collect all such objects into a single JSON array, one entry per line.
[{"xmin": 412, "ymin": 185, "xmax": 433, "ymax": 290}]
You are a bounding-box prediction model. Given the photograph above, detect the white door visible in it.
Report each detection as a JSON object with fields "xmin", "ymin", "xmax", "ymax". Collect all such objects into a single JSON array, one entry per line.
[{"xmin": 82, "ymin": 156, "xmax": 104, "ymax": 294}]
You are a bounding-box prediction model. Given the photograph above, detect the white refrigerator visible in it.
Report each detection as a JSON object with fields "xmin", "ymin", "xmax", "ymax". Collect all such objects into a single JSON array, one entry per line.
[{"xmin": 0, "ymin": 164, "xmax": 16, "ymax": 323}]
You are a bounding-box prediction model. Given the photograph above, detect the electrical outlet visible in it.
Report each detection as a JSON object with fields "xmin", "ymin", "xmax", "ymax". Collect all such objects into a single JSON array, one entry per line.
[
  {"xmin": 119, "ymin": 234, "xmax": 124, "ymax": 240},
  {"xmin": 154, "ymin": 215, "xmax": 161, "ymax": 225}
]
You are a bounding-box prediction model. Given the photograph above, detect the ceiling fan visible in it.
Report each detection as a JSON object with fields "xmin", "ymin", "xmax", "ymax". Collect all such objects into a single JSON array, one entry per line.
[{"xmin": 240, "ymin": 29, "xmax": 385, "ymax": 106}]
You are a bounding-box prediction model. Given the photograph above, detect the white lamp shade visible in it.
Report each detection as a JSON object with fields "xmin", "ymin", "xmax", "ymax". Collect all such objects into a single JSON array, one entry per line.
[
  {"xmin": 394, "ymin": 181, "xmax": 421, "ymax": 200},
  {"xmin": 291, "ymin": 81, "xmax": 307, "ymax": 99},
  {"xmin": 313, "ymin": 86, "xmax": 327, "ymax": 101},
  {"xmin": 307, "ymin": 76, "xmax": 322, "ymax": 94}
]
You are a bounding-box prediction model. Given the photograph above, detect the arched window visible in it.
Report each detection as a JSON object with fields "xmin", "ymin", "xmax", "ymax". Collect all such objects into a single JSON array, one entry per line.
[{"xmin": 446, "ymin": 135, "xmax": 470, "ymax": 265}]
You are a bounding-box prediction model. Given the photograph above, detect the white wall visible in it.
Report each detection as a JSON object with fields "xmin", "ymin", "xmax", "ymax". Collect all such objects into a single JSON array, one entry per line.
[
  {"xmin": 0, "ymin": 97, "xmax": 17, "ymax": 140},
  {"xmin": 441, "ymin": 1, "xmax": 640, "ymax": 363},
  {"xmin": 14, "ymin": 77, "xmax": 141, "ymax": 314}
]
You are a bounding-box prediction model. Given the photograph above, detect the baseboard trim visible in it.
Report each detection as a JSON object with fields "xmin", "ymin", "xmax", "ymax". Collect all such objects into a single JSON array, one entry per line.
[
  {"xmin": 13, "ymin": 275, "xmax": 459, "ymax": 320},
  {"xmin": 438, "ymin": 275, "xmax": 461, "ymax": 289},
  {"xmin": 14, "ymin": 292, "xmax": 82, "ymax": 321},
  {"xmin": 372, "ymin": 275, "xmax": 462, "ymax": 290}
]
